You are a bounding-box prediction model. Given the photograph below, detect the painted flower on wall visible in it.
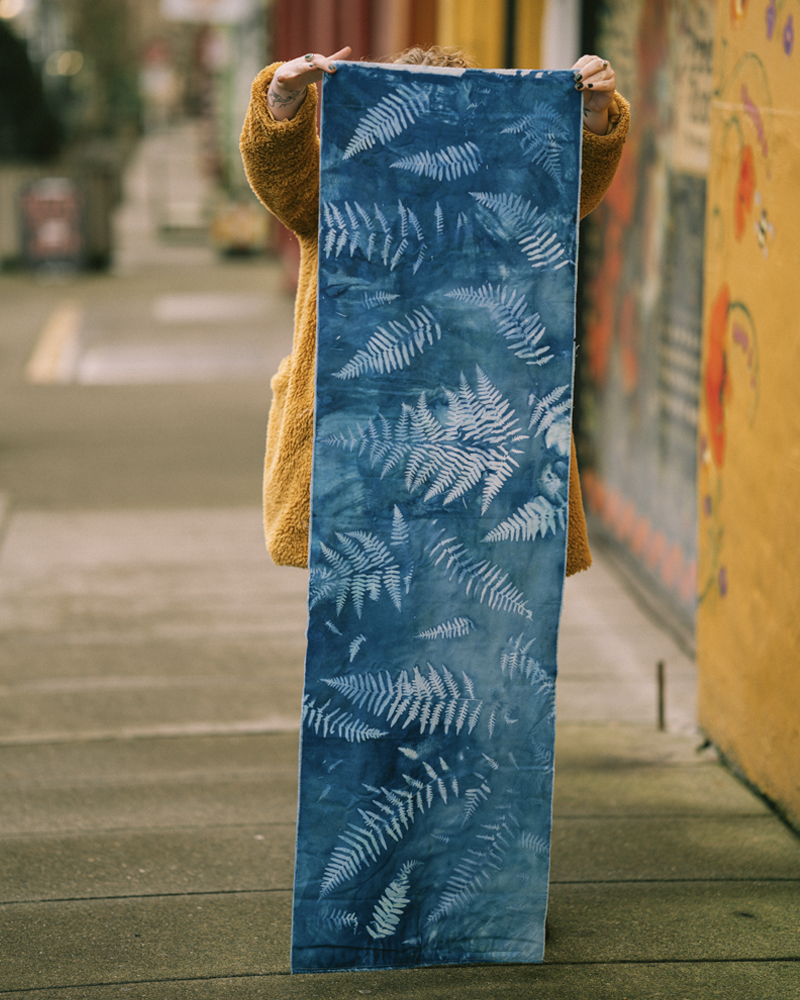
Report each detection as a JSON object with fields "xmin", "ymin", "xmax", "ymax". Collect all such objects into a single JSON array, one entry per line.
[
  {"xmin": 705, "ymin": 285, "xmax": 731, "ymax": 468},
  {"xmin": 784, "ymin": 15, "xmax": 794, "ymax": 55},
  {"xmin": 766, "ymin": 0, "xmax": 776, "ymax": 39},
  {"xmin": 735, "ymin": 145, "xmax": 756, "ymax": 240}
]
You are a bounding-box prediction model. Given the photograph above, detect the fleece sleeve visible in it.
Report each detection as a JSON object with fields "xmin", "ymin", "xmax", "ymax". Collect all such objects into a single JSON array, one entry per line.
[
  {"xmin": 239, "ymin": 63, "xmax": 321, "ymax": 239},
  {"xmin": 579, "ymin": 93, "xmax": 630, "ymax": 220}
]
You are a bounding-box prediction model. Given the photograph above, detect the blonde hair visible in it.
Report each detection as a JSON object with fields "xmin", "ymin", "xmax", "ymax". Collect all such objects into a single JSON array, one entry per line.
[{"xmin": 387, "ymin": 45, "xmax": 475, "ymax": 69}]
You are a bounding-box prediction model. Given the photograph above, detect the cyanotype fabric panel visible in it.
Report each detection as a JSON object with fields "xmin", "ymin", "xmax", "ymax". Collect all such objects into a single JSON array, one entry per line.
[{"xmin": 293, "ymin": 62, "xmax": 582, "ymax": 973}]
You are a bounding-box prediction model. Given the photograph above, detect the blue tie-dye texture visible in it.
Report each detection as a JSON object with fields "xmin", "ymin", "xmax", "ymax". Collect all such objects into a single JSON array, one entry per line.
[{"xmin": 292, "ymin": 63, "xmax": 582, "ymax": 973}]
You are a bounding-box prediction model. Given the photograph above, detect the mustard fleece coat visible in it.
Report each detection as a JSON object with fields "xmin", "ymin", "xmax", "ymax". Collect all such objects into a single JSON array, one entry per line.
[{"xmin": 241, "ymin": 63, "xmax": 630, "ymax": 575}]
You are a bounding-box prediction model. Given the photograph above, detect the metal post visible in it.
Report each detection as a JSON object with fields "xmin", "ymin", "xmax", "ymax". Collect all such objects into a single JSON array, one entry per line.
[{"xmin": 657, "ymin": 660, "xmax": 666, "ymax": 731}]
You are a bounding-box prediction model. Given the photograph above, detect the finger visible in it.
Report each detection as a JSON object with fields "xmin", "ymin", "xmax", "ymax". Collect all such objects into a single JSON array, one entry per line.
[
  {"xmin": 575, "ymin": 62, "xmax": 614, "ymax": 92},
  {"xmin": 573, "ymin": 54, "xmax": 611, "ymax": 83},
  {"xmin": 327, "ymin": 46, "xmax": 352, "ymax": 63}
]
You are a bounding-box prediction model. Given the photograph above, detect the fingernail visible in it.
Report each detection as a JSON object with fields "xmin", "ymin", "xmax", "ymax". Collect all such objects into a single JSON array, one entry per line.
[
  {"xmin": 587, "ymin": 83, "xmax": 594, "ymax": 89},
  {"xmin": 575, "ymin": 83, "xmax": 583, "ymax": 90},
  {"xmin": 574, "ymin": 73, "xmax": 582, "ymax": 82}
]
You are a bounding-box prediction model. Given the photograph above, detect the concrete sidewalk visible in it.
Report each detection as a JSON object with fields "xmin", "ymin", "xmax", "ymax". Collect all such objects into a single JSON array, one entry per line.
[
  {"xmin": 1, "ymin": 504, "xmax": 798, "ymax": 998},
  {"xmin": 0, "ymin": 247, "xmax": 798, "ymax": 996}
]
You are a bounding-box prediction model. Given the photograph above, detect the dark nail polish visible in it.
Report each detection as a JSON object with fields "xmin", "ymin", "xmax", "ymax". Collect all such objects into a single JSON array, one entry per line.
[
  {"xmin": 587, "ymin": 83, "xmax": 594, "ymax": 89},
  {"xmin": 575, "ymin": 83, "xmax": 583, "ymax": 90},
  {"xmin": 574, "ymin": 73, "xmax": 582, "ymax": 82}
]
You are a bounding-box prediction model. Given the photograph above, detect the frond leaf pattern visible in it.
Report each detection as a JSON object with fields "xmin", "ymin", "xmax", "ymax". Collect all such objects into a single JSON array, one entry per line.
[
  {"xmin": 470, "ymin": 192, "xmax": 569, "ymax": 270},
  {"xmin": 332, "ymin": 308, "xmax": 442, "ymax": 379},
  {"xmin": 343, "ymin": 84, "xmax": 431, "ymax": 159},
  {"xmin": 390, "ymin": 142, "xmax": 482, "ymax": 182},
  {"xmin": 501, "ymin": 103, "xmax": 570, "ymax": 182},
  {"xmin": 365, "ymin": 861, "xmax": 422, "ymax": 939},
  {"xmin": 309, "ymin": 532, "xmax": 403, "ymax": 618},
  {"xmin": 446, "ymin": 284, "xmax": 553, "ymax": 366}
]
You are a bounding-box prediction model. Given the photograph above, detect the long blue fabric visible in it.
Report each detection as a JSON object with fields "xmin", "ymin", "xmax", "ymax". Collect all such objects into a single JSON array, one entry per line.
[{"xmin": 292, "ymin": 62, "xmax": 582, "ymax": 972}]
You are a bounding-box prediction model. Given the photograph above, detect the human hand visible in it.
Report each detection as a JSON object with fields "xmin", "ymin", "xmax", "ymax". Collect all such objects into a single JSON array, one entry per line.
[
  {"xmin": 571, "ymin": 54, "xmax": 616, "ymax": 134},
  {"xmin": 268, "ymin": 47, "xmax": 352, "ymax": 120}
]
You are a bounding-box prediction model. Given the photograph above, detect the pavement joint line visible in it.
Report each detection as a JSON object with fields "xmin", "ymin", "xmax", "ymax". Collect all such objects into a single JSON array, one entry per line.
[
  {"xmin": 4, "ymin": 876, "xmax": 799, "ymax": 910},
  {"xmin": 0, "ymin": 821, "xmax": 296, "ymax": 840},
  {"xmin": 0, "ymin": 888, "xmax": 292, "ymax": 907},
  {"xmin": 4, "ymin": 876, "xmax": 800, "ymax": 909},
  {"xmin": 0, "ymin": 723, "xmax": 301, "ymax": 747},
  {"xmin": 2, "ymin": 956, "xmax": 800, "ymax": 995}
]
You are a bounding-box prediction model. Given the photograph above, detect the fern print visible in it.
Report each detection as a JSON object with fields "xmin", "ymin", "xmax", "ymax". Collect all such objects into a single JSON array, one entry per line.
[
  {"xmin": 323, "ymin": 663, "xmax": 483, "ymax": 738},
  {"xmin": 296, "ymin": 63, "xmax": 582, "ymax": 972},
  {"xmin": 470, "ymin": 191, "xmax": 570, "ymax": 270},
  {"xmin": 343, "ymin": 83, "xmax": 431, "ymax": 159},
  {"xmin": 366, "ymin": 861, "xmax": 422, "ymax": 940},
  {"xmin": 328, "ymin": 368, "xmax": 528, "ymax": 514},
  {"xmin": 501, "ymin": 103, "xmax": 570, "ymax": 182},
  {"xmin": 498, "ymin": 634, "xmax": 553, "ymax": 694},
  {"xmin": 390, "ymin": 142, "xmax": 482, "ymax": 182},
  {"xmin": 415, "ymin": 617, "xmax": 475, "ymax": 640},
  {"xmin": 362, "ymin": 291, "xmax": 400, "ymax": 310},
  {"xmin": 446, "ymin": 284, "xmax": 553, "ymax": 366},
  {"xmin": 430, "ymin": 536, "xmax": 533, "ymax": 618},
  {"xmin": 302, "ymin": 694, "xmax": 388, "ymax": 743},
  {"xmin": 318, "ymin": 757, "xmax": 459, "ymax": 898},
  {"xmin": 332, "ymin": 307, "xmax": 442, "ymax": 380},
  {"xmin": 427, "ymin": 804, "xmax": 520, "ymax": 923},
  {"xmin": 322, "ymin": 908, "xmax": 360, "ymax": 934},
  {"xmin": 528, "ymin": 386, "xmax": 572, "ymax": 456},
  {"xmin": 483, "ymin": 495, "xmax": 567, "ymax": 543},
  {"xmin": 309, "ymin": 531, "xmax": 403, "ymax": 618}
]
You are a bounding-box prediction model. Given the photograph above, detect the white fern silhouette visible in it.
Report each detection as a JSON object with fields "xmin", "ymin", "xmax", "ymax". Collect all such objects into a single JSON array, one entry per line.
[
  {"xmin": 349, "ymin": 634, "xmax": 367, "ymax": 662},
  {"xmin": 430, "ymin": 537, "xmax": 533, "ymax": 618},
  {"xmin": 390, "ymin": 141, "xmax": 482, "ymax": 182},
  {"xmin": 483, "ymin": 495, "xmax": 566, "ymax": 543},
  {"xmin": 343, "ymin": 83, "xmax": 430, "ymax": 159},
  {"xmin": 322, "ymin": 908, "xmax": 359, "ymax": 934},
  {"xmin": 501, "ymin": 103, "xmax": 570, "ymax": 182},
  {"xmin": 528, "ymin": 385, "xmax": 572, "ymax": 456},
  {"xmin": 318, "ymin": 761, "xmax": 455, "ymax": 898},
  {"xmin": 366, "ymin": 861, "xmax": 422, "ymax": 940},
  {"xmin": 332, "ymin": 307, "xmax": 442, "ymax": 380},
  {"xmin": 324, "ymin": 662, "xmax": 482, "ymax": 737},
  {"xmin": 470, "ymin": 191, "xmax": 569, "ymax": 270},
  {"xmin": 520, "ymin": 831, "xmax": 549, "ymax": 855},
  {"xmin": 414, "ymin": 616, "xmax": 475, "ymax": 640},
  {"xmin": 332, "ymin": 368, "xmax": 527, "ymax": 513},
  {"xmin": 497, "ymin": 634, "xmax": 553, "ymax": 693},
  {"xmin": 309, "ymin": 531, "xmax": 403, "ymax": 617},
  {"xmin": 362, "ymin": 290, "xmax": 400, "ymax": 310},
  {"xmin": 427, "ymin": 806, "xmax": 520, "ymax": 923},
  {"xmin": 390, "ymin": 505, "xmax": 410, "ymax": 547},
  {"xmin": 446, "ymin": 284, "xmax": 553, "ymax": 366},
  {"xmin": 302, "ymin": 694, "xmax": 388, "ymax": 743}
]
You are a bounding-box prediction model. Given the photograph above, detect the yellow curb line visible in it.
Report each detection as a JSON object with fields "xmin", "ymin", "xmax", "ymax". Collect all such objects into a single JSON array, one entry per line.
[{"xmin": 25, "ymin": 299, "xmax": 82, "ymax": 384}]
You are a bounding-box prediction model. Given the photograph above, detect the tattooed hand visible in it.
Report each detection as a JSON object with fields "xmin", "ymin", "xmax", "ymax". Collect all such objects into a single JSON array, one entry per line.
[
  {"xmin": 267, "ymin": 46, "xmax": 352, "ymax": 121},
  {"xmin": 571, "ymin": 54, "xmax": 617, "ymax": 135}
]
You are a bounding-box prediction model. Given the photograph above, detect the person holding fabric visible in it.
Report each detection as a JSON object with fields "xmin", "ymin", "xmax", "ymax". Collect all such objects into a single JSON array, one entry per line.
[{"xmin": 240, "ymin": 45, "xmax": 629, "ymax": 576}]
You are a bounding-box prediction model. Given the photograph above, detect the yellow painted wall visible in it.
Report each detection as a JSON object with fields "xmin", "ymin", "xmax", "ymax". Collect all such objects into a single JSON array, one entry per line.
[
  {"xmin": 514, "ymin": 0, "xmax": 544, "ymax": 69},
  {"xmin": 698, "ymin": 1, "xmax": 800, "ymax": 827},
  {"xmin": 436, "ymin": 0, "xmax": 507, "ymax": 67}
]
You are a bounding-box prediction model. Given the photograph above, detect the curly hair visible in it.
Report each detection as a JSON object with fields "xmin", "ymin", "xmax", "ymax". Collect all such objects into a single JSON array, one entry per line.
[{"xmin": 387, "ymin": 45, "xmax": 475, "ymax": 69}]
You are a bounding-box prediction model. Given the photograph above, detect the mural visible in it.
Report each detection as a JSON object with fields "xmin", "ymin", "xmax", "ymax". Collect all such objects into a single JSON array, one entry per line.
[
  {"xmin": 578, "ymin": 0, "xmax": 716, "ymax": 628},
  {"xmin": 696, "ymin": 2, "xmax": 799, "ymax": 827},
  {"xmin": 292, "ymin": 63, "xmax": 583, "ymax": 971}
]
